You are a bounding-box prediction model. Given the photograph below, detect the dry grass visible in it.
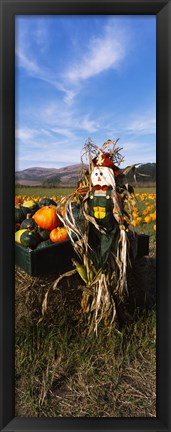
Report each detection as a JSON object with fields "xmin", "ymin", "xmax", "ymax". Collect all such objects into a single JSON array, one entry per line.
[{"xmin": 15, "ymin": 235, "xmax": 156, "ymax": 418}]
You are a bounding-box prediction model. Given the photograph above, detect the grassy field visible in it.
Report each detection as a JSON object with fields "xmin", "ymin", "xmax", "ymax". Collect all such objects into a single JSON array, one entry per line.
[
  {"xmin": 15, "ymin": 185, "xmax": 156, "ymax": 198},
  {"xmin": 15, "ymin": 186, "xmax": 75, "ymax": 197},
  {"xmin": 15, "ymin": 190, "xmax": 156, "ymax": 417}
]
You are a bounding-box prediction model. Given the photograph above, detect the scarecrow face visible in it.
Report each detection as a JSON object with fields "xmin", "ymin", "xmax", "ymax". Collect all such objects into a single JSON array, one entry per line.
[{"xmin": 91, "ymin": 166, "xmax": 115, "ymax": 188}]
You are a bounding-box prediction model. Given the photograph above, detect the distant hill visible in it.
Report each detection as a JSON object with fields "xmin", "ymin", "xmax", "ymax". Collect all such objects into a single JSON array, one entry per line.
[
  {"xmin": 125, "ymin": 163, "xmax": 156, "ymax": 184},
  {"xmin": 15, "ymin": 164, "xmax": 87, "ymax": 187},
  {"xmin": 15, "ymin": 162, "xmax": 156, "ymax": 187}
]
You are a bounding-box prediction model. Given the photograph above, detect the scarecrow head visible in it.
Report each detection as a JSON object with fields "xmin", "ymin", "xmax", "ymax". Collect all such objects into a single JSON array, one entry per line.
[{"xmin": 91, "ymin": 152, "xmax": 120, "ymax": 189}]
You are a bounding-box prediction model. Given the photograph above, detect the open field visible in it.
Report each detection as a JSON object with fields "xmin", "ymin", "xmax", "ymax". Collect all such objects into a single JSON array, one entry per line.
[
  {"xmin": 15, "ymin": 190, "xmax": 156, "ymax": 417},
  {"xmin": 15, "ymin": 185, "xmax": 156, "ymax": 198},
  {"xmin": 15, "ymin": 186, "xmax": 75, "ymax": 197}
]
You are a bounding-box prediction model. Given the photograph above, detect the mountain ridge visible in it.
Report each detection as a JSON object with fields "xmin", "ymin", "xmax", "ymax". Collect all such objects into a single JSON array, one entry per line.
[
  {"xmin": 15, "ymin": 162, "xmax": 156, "ymax": 187},
  {"xmin": 15, "ymin": 164, "xmax": 87, "ymax": 186}
]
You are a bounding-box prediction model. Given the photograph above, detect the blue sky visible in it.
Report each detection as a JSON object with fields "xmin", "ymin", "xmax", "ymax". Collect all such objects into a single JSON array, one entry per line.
[{"xmin": 15, "ymin": 15, "xmax": 156, "ymax": 171}]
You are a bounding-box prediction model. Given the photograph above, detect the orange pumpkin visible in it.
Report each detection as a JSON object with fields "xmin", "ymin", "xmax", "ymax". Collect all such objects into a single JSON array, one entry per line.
[
  {"xmin": 15, "ymin": 196, "xmax": 22, "ymax": 206},
  {"xmin": 144, "ymin": 215, "xmax": 152, "ymax": 224},
  {"xmin": 33, "ymin": 206, "xmax": 62, "ymax": 230},
  {"xmin": 50, "ymin": 227, "xmax": 68, "ymax": 243}
]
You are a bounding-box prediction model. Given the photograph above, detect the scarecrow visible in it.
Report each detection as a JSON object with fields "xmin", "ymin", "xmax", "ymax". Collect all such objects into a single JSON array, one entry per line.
[
  {"xmin": 55, "ymin": 138, "xmax": 136, "ymax": 334},
  {"xmin": 88, "ymin": 151, "xmax": 127, "ymax": 282}
]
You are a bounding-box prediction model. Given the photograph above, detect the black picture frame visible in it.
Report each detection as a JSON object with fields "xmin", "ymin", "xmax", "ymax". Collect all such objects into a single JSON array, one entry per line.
[{"xmin": 0, "ymin": 0, "xmax": 170, "ymax": 431}]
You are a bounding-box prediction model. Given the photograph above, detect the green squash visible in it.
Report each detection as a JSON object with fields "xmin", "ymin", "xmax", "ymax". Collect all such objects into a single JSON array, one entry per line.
[
  {"xmin": 36, "ymin": 239, "xmax": 53, "ymax": 249},
  {"xmin": 20, "ymin": 230, "xmax": 41, "ymax": 249},
  {"xmin": 15, "ymin": 207, "xmax": 26, "ymax": 224},
  {"xmin": 15, "ymin": 224, "xmax": 20, "ymax": 232},
  {"xmin": 22, "ymin": 199, "xmax": 36, "ymax": 208},
  {"xmin": 15, "ymin": 229, "xmax": 28, "ymax": 243},
  {"xmin": 38, "ymin": 229, "xmax": 51, "ymax": 241},
  {"xmin": 20, "ymin": 206, "xmax": 32, "ymax": 219},
  {"xmin": 22, "ymin": 201, "xmax": 39, "ymax": 216},
  {"xmin": 20, "ymin": 215, "xmax": 36, "ymax": 230},
  {"xmin": 39, "ymin": 197, "xmax": 57, "ymax": 207}
]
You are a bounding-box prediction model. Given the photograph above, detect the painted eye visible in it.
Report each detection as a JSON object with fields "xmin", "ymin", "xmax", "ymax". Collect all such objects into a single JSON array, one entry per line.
[
  {"xmin": 95, "ymin": 172, "xmax": 98, "ymax": 176},
  {"xmin": 100, "ymin": 172, "xmax": 103, "ymax": 176}
]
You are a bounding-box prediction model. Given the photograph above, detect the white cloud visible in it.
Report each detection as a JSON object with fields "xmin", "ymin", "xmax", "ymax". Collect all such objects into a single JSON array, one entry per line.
[
  {"xmin": 78, "ymin": 115, "xmax": 99, "ymax": 133},
  {"xmin": 34, "ymin": 100, "xmax": 100, "ymax": 134},
  {"xmin": 125, "ymin": 115, "xmax": 156, "ymax": 135},
  {"xmin": 51, "ymin": 127, "xmax": 76, "ymax": 139},
  {"xmin": 65, "ymin": 23, "xmax": 127, "ymax": 83},
  {"xmin": 33, "ymin": 20, "xmax": 49, "ymax": 52},
  {"xmin": 16, "ymin": 127, "xmax": 57, "ymax": 142},
  {"xmin": 15, "ymin": 48, "xmax": 77, "ymax": 103},
  {"xmin": 122, "ymin": 139, "xmax": 156, "ymax": 166},
  {"xmin": 16, "ymin": 140, "xmax": 82, "ymax": 168},
  {"xmin": 15, "ymin": 19, "xmax": 129, "ymax": 106},
  {"xmin": 15, "ymin": 128, "xmax": 37, "ymax": 140},
  {"xmin": 15, "ymin": 50, "xmax": 41, "ymax": 75}
]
